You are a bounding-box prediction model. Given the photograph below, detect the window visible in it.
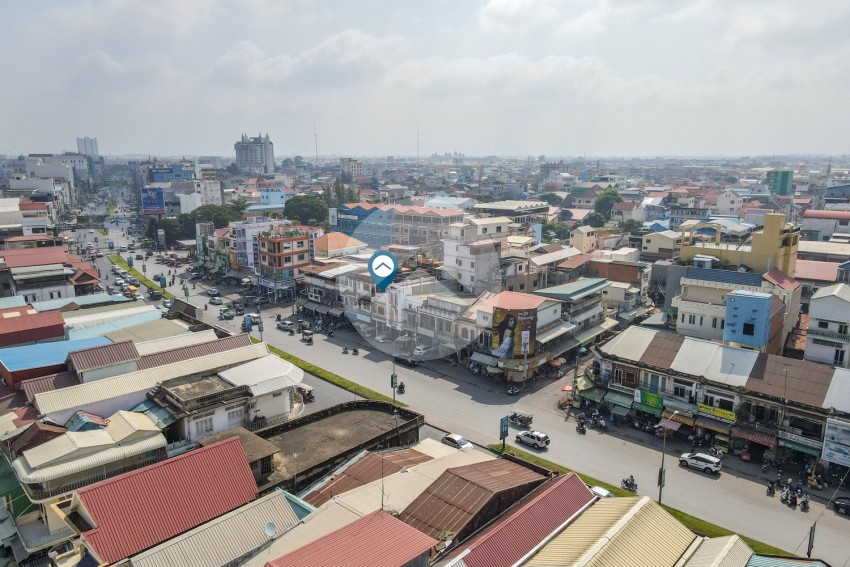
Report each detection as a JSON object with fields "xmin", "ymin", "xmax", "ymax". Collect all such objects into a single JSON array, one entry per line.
[
  {"xmin": 297, "ymin": 254, "xmax": 305, "ymax": 261},
  {"xmin": 496, "ymin": 225, "xmax": 502, "ymax": 232},
  {"xmin": 681, "ymin": 313, "xmax": 685, "ymax": 323},
  {"xmin": 519, "ymin": 283, "xmax": 525, "ymax": 291},
  {"xmin": 840, "ymin": 324, "xmax": 849, "ymax": 335},
  {"xmin": 703, "ymin": 394, "xmax": 714, "ymax": 406},
  {"xmin": 818, "ymin": 321, "xmax": 829, "ymax": 329},
  {"xmin": 720, "ymin": 319, "xmax": 725, "ymax": 329},
  {"xmin": 456, "ymin": 259, "xmax": 462, "ymax": 266},
  {"xmin": 471, "ymin": 262, "xmax": 475, "ymax": 268},
  {"xmin": 742, "ymin": 322, "xmax": 755, "ymax": 336},
  {"xmin": 195, "ymin": 417, "xmax": 214, "ymax": 436},
  {"xmin": 712, "ymin": 318, "xmax": 717, "ymax": 329},
  {"xmin": 673, "ymin": 381, "xmax": 689, "ymax": 398},
  {"xmin": 688, "ymin": 315, "xmax": 696, "ymax": 324},
  {"xmin": 699, "ymin": 316, "xmax": 703, "ymax": 326},
  {"xmin": 228, "ymin": 408, "xmax": 244, "ymax": 424}
]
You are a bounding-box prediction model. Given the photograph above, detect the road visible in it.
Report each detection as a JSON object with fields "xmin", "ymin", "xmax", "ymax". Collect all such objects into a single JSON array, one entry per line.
[{"xmin": 79, "ymin": 227, "xmax": 850, "ymax": 565}]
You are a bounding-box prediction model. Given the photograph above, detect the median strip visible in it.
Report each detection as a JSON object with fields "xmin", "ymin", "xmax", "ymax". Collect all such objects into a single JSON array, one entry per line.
[
  {"xmin": 108, "ymin": 254, "xmax": 175, "ymax": 299},
  {"xmin": 487, "ymin": 443, "xmax": 791, "ymax": 556}
]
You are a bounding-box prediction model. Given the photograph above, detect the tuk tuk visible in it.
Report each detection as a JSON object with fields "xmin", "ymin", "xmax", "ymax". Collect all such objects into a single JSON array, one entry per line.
[
  {"xmin": 297, "ymin": 385, "xmax": 315, "ymax": 402},
  {"xmin": 302, "ymin": 329, "xmax": 313, "ymax": 342},
  {"xmin": 508, "ymin": 411, "xmax": 533, "ymax": 428}
]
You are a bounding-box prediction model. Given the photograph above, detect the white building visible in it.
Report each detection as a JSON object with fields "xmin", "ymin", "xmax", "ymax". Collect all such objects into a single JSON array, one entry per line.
[
  {"xmin": 442, "ymin": 217, "xmax": 512, "ymax": 295},
  {"xmin": 76, "ymin": 136, "xmax": 99, "ymax": 157},
  {"xmin": 176, "ymin": 180, "xmax": 224, "ymax": 214},
  {"xmin": 340, "ymin": 157, "xmax": 363, "ymax": 179},
  {"xmin": 424, "ymin": 196, "xmax": 479, "ymax": 212},
  {"xmin": 805, "ymin": 283, "xmax": 850, "ymax": 367},
  {"xmin": 802, "ymin": 210, "xmax": 850, "ymax": 242},
  {"xmin": 235, "ymin": 133, "xmax": 275, "ymax": 174},
  {"xmin": 716, "ymin": 190, "xmax": 745, "ymax": 216},
  {"xmin": 230, "ymin": 217, "xmax": 277, "ymax": 270}
]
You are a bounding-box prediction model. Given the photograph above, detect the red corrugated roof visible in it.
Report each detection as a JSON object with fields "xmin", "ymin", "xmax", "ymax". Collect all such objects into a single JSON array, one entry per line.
[
  {"xmin": 0, "ymin": 247, "xmax": 71, "ymax": 268},
  {"xmin": 265, "ymin": 510, "xmax": 436, "ymax": 567},
  {"xmin": 69, "ymin": 340, "xmax": 139, "ymax": 372},
  {"xmin": 438, "ymin": 474, "xmax": 595, "ymax": 567},
  {"xmin": 136, "ymin": 334, "xmax": 252, "ymax": 369},
  {"xmin": 77, "ymin": 437, "xmax": 257, "ymax": 564},
  {"xmin": 20, "ymin": 371, "xmax": 80, "ymax": 402},
  {"xmin": 762, "ymin": 268, "xmax": 801, "ymax": 291},
  {"xmin": 0, "ymin": 310, "xmax": 64, "ymax": 337},
  {"xmin": 803, "ymin": 209, "xmax": 850, "ymax": 220},
  {"xmin": 794, "ymin": 260, "xmax": 840, "ymax": 283}
]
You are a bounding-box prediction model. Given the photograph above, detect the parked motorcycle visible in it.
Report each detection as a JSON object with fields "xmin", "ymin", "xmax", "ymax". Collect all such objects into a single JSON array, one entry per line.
[
  {"xmin": 621, "ymin": 477, "xmax": 638, "ymax": 493},
  {"xmin": 342, "ymin": 346, "xmax": 349, "ymax": 354},
  {"xmin": 397, "ymin": 382, "xmax": 405, "ymax": 395},
  {"xmin": 507, "ymin": 386, "xmax": 520, "ymax": 396},
  {"xmin": 800, "ymin": 494, "xmax": 810, "ymax": 512}
]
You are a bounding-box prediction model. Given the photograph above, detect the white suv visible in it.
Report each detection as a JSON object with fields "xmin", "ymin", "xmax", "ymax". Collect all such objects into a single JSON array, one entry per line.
[
  {"xmin": 679, "ymin": 452, "xmax": 722, "ymax": 474},
  {"xmin": 516, "ymin": 431, "xmax": 550, "ymax": 449}
]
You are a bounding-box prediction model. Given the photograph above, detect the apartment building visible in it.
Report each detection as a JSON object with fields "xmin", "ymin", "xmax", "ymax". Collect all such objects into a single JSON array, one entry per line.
[
  {"xmin": 257, "ymin": 225, "xmax": 322, "ymax": 301},
  {"xmin": 805, "ymin": 283, "xmax": 850, "ymax": 368}
]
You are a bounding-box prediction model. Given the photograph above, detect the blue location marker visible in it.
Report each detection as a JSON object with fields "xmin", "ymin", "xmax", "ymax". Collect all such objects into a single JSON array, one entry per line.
[{"xmin": 368, "ymin": 251, "xmax": 399, "ymax": 291}]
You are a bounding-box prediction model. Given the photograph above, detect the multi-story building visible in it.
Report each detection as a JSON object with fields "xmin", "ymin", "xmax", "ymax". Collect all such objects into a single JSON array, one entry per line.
[
  {"xmin": 75, "ymin": 136, "xmax": 99, "ymax": 157},
  {"xmin": 640, "ymin": 230, "xmax": 682, "ymax": 262},
  {"xmin": 677, "ymin": 213, "xmax": 800, "ymax": 275},
  {"xmin": 472, "ymin": 201, "xmax": 549, "ymax": 223},
  {"xmin": 442, "ymin": 217, "xmax": 512, "ymax": 295},
  {"xmin": 257, "ymin": 225, "xmax": 323, "ymax": 301},
  {"xmin": 801, "ymin": 209, "xmax": 850, "ymax": 242},
  {"xmin": 337, "ymin": 203, "xmax": 464, "ymax": 248},
  {"xmin": 569, "ymin": 226, "xmax": 597, "ymax": 254},
  {"xmin": 669, "ymin": 204, "xmax": 710, "ymax": 230},
  {"xmin": 230, "ymin": 218, "xmax": 276, "ymax": 272},
  {"xmin": 301, "ymin": 263, "xmax": 366, "ymax": 318},
  {"xmin": 175, "ymin": 180, "xmax": 224, "ymax": 214},
  {"xmin": 766, "ymin": 170, "xmax": 793, "ymax": 196},
  {"xmin": 805, "ymin": 283, "xmax": 850, "ymax": 367},
  {"xmin": 339, "ymin": 157, "xmax": 363, "ymax": 179},
  {"xmin": 610, "ymin": 201, "xmax": 644, "ymax": 224},
  {"xmin": 235, "ymin": 133, "xmax": 275, "ymax": 174},
  {"xmin": 722, "ymin": 290, "xmax": 785, "ymax": 354},
  {"xmin": 716, "ymin": 189, "xmax": 745, "ymax": 217}
]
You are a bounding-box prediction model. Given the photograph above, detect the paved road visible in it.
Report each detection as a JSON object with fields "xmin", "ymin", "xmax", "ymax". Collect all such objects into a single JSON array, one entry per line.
[{"xmin": 82, "ymin": 234, "xmax": 850, "ymax": 564}]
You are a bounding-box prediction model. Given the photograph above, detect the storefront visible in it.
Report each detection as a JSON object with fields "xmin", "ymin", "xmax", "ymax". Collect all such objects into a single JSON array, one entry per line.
[
  {"xmin": 632, "ymin": 390, "xmax": 665, "ymax": 419},
  {"xmin": 731, "ymin": 425, "xmax": 776, "ymax": 461},
  {"xmin": 579, "ymin": 388, "xmax": 606, "ymax": 404}
]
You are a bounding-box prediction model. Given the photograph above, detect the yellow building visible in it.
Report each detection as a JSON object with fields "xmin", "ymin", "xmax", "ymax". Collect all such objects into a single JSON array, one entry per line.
[{"xmin": 677, "ymin": 213, "xmax": 799, "ymax": 275}]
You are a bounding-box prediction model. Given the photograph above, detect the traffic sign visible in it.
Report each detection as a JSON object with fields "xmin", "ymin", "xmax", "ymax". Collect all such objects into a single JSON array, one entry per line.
[{"xmin": 391, "ymin": 373, "xmax": 398, "ymax": 389}]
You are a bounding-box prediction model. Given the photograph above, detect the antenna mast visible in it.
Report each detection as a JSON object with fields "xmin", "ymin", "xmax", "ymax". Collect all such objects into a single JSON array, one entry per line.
[{"xmin": 314, "ymin": 122, "xmax": 319, "ymax": 181}]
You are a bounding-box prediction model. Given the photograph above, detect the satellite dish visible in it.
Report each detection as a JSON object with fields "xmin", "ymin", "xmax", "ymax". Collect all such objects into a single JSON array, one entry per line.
[{"xmin": 264, "ymin": 522, "xmax": 277, "ymax": 540}]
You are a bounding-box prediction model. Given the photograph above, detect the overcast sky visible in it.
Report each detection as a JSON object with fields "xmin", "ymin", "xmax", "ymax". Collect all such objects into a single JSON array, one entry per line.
[{"xmin": 3, "ymin": 0, "xmax": 849, "ymax": 159}]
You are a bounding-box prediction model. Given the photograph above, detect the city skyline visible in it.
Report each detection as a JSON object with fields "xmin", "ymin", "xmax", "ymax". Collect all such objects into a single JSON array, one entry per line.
[{"xmin": 2, "ymin": 0, "xmax": 849, "ymax": 158}]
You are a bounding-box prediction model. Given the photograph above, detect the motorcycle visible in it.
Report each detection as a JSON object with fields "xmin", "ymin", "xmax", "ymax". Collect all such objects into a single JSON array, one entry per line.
[
  {"xmin": 342, "ymin": 346, "xmax": 349, "ymax": 354},
  {"xmin": 788, "ymin": 493, "xmax": 798, "ymax": 508},
  {"xmin": 276, "ymin": 314, "xmax": 282, "ymax": 322},
  {"xmin": 289, "ymin": 329, "xmax": 295, "ymax": 336},
  {"xmin": 328, "ymin": 330, "xmax": 334, "ymax": 337},
  {"xmin": 766, "ymin": 481, "xmax": 775, "ymax": 497},
  {"xmin": 507, "ymin": 386, "xmax": 520, "ymax": 396},
  {"xmin": 780, "ymin": 488, "xmax": 790, "ymax": 503},
  {"xmin": 352, "ymin": 347, "xmax": 359, "ymax": 355},
  {"xmin": 800, "ymin": 495, "xmax": 810, "ymax": 512},
  {"xmin": 598, "ymin": 419, "xmax": 609, "ymax": 432},
  {"xmin": 576, "ymin": 422, "xmax": 587, "ymax": 435},
  {"xmin": 397, "ymin": 382, "xmax": 405, "ymax": 395},
  {"xmin": 621, "ymin": 478, "xmax": 638, "ymax": 493}
]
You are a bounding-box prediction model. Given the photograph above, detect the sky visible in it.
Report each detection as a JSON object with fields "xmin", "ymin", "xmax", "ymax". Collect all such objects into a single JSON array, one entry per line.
[{"xmin": 2, "ymin": 0, "xmax": 849, "ymax": 159}]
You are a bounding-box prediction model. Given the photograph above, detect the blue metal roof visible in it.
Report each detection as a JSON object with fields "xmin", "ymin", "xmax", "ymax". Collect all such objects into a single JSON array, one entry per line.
[
  {"xmin": 130, "ymin": 399, "xmax": 177, "ymax": 429},
  {"xmin": 0, "ymin": 296, "xmax": 27, "ymax": 310},
  {"xmin": 281, "ymin": 489, "xmax": 315, "ymax": 520},
  {"xmin": 67, "ymin": 310, "xmax": 163, "ymax": 340},
  {"xmin": 746, "ymin": 556, "xmax": 828, "ymax": 567},
  {"xmin": 686, "ymin": 267, "xmax": 763, "ymax": 288},
  {"xmin": 0, "ymin": 336, "xmax": 112, "ymax": 372},
  {"xmin": 29, "ymin": 293, "xmax": 130, "ymax": 312}
]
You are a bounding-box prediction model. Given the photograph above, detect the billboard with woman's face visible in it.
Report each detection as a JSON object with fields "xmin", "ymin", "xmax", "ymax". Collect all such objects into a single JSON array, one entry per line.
[{"xmin": 491, "ymin": 307, "xmax": 537, "ymax": 359}]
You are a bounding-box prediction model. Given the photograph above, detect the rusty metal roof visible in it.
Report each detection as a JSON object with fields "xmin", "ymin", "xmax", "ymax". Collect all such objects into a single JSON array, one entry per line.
[
  {"xmin": 639, "ymin": 332, "xmax": 685, "ymax": 369},
  {"xmin": 400, "ymin": 459, "xmax": 546, "ymax": 541},
  {"xmin": 68, "ymin": 340, "xmax": 140, "ymax": 373},
  {"xmin": 20, "ymin": 371, "xmax": 80, "ymax": 403},
  {"xmin": 746, "ymin": 354, "xmax": 833, "ymax": 408},
  {"xmin": 197, "ymin": 427, "xmax": 281, "ymax": 463},
  {"xmin": 137, "ymin": 334, "xmax": 252, "ymax": 370},
  {"xmin": 437, "ymin": 473, "xmax": 595, "ymax": 567},
  {"xmin": 304, "ymin": 448, "xmax": 433, "ymax": 507},
  {"xmin": 77, "ymin": 437, "xmax": 257, "ymax": 565},
  {"xmin": 265, "ymin": 510, "xmax": 436, "ymax": 567}
]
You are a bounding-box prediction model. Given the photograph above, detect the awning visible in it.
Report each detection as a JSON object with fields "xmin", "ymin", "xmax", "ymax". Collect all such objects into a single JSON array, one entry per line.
[
  {"xmin": 296, "ymin": 298, "xmax": 308, "ymax": 307},
  {"xmin": 298, "ymin": 384, "xmax": 314, "ymax": 391},
  {"xmin": 314, "ymin": 304, "xmax": 331, "ymax": 314},
  {"xmin": 579, "ymin": 388, "xmax": 606, "ymax": 402},
  {"xmin": 471, "ymin": 352, "xmax": 499, "ymax": 366},
  {"xmin": 695, "ymin": 415, "xmax": 733, "ymax": 435},
  {"xmin": 226, "ymin": 269, "xmax": 239, "ymax": 277},
  {"xmin": 633, "ymin": 402, "xmax": 662, "ymax": 417},
  {"xmin": 610, "ymin": 405, "xmax": 631, "ymax": 417},
  {"xmin": 303, "ymin": 301, "xmax": 319, "ymax": 311},
  {"xmin": 662, "ymin": 410, "xmax": 696, "ymax": 426},
  {"xmin": 658, "ymin": 418, "xmax": 682, "ymax": 432},
  {"xmin": 536, "ymin": 321, "xmax": 577, "ymax": 343},
  {"xmin": 486, "ymin": 366, "xmax": 503, "ymax": 374},
  {"xmin": 732, "ymin": 426, "xmax": 776, "ymax": 448},
  {"xmin": 329, "ymin": 308, "xmax": 344, "ymax": 317},
  {"xmin": 603, "ymin": 390, "xmax": 633, "ymax": 409},
  {"xmin": 779, "ymin": 439, "xmax": 822, "ymax": 457},
  {"xmin": 576, "ymin": 374, "xmax": 595, "ymax": 391}
]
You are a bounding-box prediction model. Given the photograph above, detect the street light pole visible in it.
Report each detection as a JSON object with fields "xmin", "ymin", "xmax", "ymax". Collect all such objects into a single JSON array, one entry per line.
[
  {"xmin": 658, "ymin": 410, "xmax": 680, "ymax": 505},
  {"xmin": 391, "ymin": 335, "xmax": 409, "ymax": 406}
]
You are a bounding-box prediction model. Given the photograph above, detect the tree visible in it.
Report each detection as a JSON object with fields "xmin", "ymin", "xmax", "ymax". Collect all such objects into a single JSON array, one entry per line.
[
  {"xmin": 538, "ymin": 193, "xmax": 563, "ymax": 206},
  {"xmin": 225, "ymin": 163, "xmax": 240, "ymax": 175},
  {"xmin": 621, "ymin": 219, "xmax": 643, "ymax": 233},
  {"xmin": 284, "ymin": 195, "xmax": 328, "ymax": 225},
  {"xmin": 478, "ymin": 194, "xmax": 496, "ymax": 203},
  {"xmin": 585, "ymin": 212, "xmax": 606, "ymax": 227},
  {"xmin": 594, "ymin": 189, "xmax": 623, "ymax": 221},
  {"xmin": 541, "ymin": 220, "xmax": 571, "ymax": 242},
  {"xmin": 227, "ymin": 197, "xmax": 250, "ymax": 214}
]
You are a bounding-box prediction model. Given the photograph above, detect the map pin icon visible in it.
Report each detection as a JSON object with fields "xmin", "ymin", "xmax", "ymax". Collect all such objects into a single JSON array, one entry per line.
[{"xmin": 368, "ymin": 251, "xmax": 399, "ymax": 292}]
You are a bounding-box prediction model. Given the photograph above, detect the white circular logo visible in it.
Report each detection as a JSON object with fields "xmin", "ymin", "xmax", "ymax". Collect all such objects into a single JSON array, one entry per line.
[{"xmin": 371, "ymin": 256, "xmax": 395, "ymax": 278}]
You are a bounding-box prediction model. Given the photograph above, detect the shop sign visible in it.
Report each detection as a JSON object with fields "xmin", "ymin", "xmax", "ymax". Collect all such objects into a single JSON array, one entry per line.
[
  {"xmin": 338, "ymin": 214, "xmax": 358, "ymax": 220},
  {"xmin": 698, "ymin": 403, "xmax": 737, "ymax": 422},
  {"xmin": 664, "ymin": 398, "xmax": 697, "ymax": 415},
  {"xmin": 778, "ymin": 430, "xmax": 823, "ymax": 449},
  {"xmin": 633, "ymin": 389, "xmax": 664, "ymax": 408},
  {"xmin": 822, "ymin": 419, "xmax": 850, "ymax": 468}
]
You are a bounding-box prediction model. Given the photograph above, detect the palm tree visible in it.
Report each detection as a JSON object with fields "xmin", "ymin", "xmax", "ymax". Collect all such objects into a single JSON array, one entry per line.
[{"xmin": 227, "ymin": 197, "xmax": 250, "ymax": 214}]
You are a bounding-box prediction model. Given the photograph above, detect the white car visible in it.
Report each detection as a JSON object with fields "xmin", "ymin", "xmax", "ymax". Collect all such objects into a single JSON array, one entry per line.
[
  {"xmin": 208, "ymin": 297, "xmax": 223, "ymax": 305},
  {"xmin": 413, "ymin": 345, "xmax": 428, "ymax": 356},
  {"xmin": 114, "ymin": 278, "xmax": 125, "ymax": 286},
  {"xmin": 133, "ymin": 292, "xmax": 144, "ymax": 301},
  {"xmin": 162, "ymin": 299, "xmax": 173, "ymax": 309},
  {"xmin": 515, "ymin": 431, "xmax": 551, "ymax": 449},
  {"xmin": 374, "ymin": 334, "xmax": 389, "ymax": 343},
  {"xmin": 679, "ymin": 453, "xmax": 722, "ymax": 474},
  {"xmin": 441, "ymin": 433, "xmax": 473, "ymax": 451}
]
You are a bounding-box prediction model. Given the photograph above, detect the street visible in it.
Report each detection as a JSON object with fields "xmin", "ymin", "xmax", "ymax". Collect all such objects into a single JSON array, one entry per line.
[{"xmin": 78, "ymin": 221, "xmax": 850, "ymax": 565}]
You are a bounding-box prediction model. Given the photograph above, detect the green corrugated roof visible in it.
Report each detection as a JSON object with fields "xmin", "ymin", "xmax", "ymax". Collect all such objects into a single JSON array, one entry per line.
[
  {"xmin": 282, "ymin": 489, "xmax": 315, "ymax": 520},
  {"xmin": 746, "ymin": 556, "xmax": 828, "ymax": 567},
  {"xmin": 533, "ymin": 278, "xmax": 609, "ymax": 301}
]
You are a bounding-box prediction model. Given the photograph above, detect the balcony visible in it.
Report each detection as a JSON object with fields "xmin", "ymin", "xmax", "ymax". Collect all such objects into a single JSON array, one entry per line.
[
  {"xmin": 16, "ymin": 512, "xmax": 75, "ymax": 551},
  {"xmin": 671, "ymin": 296, "xmax": 727, "ymax": 315},
  {"xmin": 808, "ymin": 327, "xmax": 850, "ymax": 342},
  {"xmin": 25, "ymin": 454, "xmax": 165, "ymax": 501}
]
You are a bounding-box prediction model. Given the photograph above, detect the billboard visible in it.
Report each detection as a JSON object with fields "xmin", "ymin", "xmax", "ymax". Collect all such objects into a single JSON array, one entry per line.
[
  {"xmin": 141, "ymin": 187, "xmax": 165, "ymax": 214},
  {"xmin": 491, "ymin": 307, "xmax": 537, "ymax": 359},
  {"xmin": 822, "ymin": 418, "xmax": 850, "ymax": 468},
  {"xmin": 328, "ymin": 208, "xmax": 338, "ymax": 226}
]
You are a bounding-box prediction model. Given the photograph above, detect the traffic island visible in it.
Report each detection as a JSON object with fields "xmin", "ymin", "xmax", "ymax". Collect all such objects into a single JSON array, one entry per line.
[{"xmin": 108, "ymin": 254, "xmax": 175, "ymax": 300}]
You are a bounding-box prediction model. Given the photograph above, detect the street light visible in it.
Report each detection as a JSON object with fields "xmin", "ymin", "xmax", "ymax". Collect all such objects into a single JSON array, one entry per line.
[
  {"xmin": 658, "ymin": 409, "xmax": 680, "ymax": 505},
  {"xmin": 391, "ymin": 335, "xmax": 410, "ymax": 406}
]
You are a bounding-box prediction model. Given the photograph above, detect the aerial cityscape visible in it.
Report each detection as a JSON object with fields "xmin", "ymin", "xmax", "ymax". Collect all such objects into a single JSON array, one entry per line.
[{"xmin": 2, "ymin": 1, "xmax": 850, "ymax": 567}]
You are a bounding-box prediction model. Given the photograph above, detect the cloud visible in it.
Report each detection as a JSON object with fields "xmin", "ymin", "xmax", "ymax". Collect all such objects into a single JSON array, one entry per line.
[
  {"xmin": 479, "ymin": 0, "xmax": 559, "ymax": 32},
  {"xmin": 212, "ymin": 41, "xmax": 297, "ymax": 85},
  {"xmin": 40, "ymin": 0, "xmax": 217, "ymax": 36}
]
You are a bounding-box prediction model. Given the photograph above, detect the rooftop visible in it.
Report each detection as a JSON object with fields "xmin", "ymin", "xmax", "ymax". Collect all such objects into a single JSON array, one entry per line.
[
  {"xmin": 533, "ymin": 278, "xmax": 610, "ymax": 302},
  {"xmin": 198, "ymin": 426, "xmax": 281, "ymax": 462},
  {"xmin": 685, "ymin": 267, "xmax": 763, "ymax": 288},
  {"xmin": 794, "ymin": 260, "xmax": 840, "ymax": 283},
  {"xmin": 68, "ymin": 340, "xmax": 139, "ymax": 373},
  {"xmin": 0, "ymin": 336, "xmax": 112, "ymax": 372}
]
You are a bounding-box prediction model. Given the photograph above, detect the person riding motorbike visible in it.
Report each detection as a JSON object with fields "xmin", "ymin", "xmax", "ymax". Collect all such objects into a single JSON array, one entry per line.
[
  {"xmin": 397, "ymin": 382, "xmax": 405, "ymax": 394},
  {"xmin": 800, "ymin": 493, "xmax": 810, "ymax": 511},
  {"xmin": 352, "ymin": 347, "xmax": 358, "ymax": 355},
  {"xmin": 342, "ymin": 346, "xmax": 349, "ymax": 354},
  {"xmin": 328, "ymin": 329, "xmax": 334, "ymax": 337},
  {"xmin": 276, "ymin": 314, "xmax": 282, "ymax": 321},
  {"xmin": 766, "ymin": 480, "xmax": 775, "ymax": 496},
  {"xmin": 204, "ymin": 303, "xmax": 208, "ymax": 311}
]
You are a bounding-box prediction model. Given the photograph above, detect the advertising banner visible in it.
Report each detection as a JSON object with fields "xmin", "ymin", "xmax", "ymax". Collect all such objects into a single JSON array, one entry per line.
[
  {"xmin": 141, "ymin": 187, "xmax": 166, "ymax": 214},
  {"xmin": 822, "ymin": 419, "xmax": 850, "ymax": 467},
  {"xmin": 328, "ymin": 208, "xmax": 338, "ymax": 226},
  {"xmin": 491, "ymin": 307, "xmax": 537, "ymax": 360},
  {"xmin": 697, "ymin": 403, "xmax": 737, "ymax": 422}
]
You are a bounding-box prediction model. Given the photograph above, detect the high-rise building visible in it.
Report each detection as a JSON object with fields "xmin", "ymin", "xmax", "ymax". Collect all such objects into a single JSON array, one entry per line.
[
  {"xmin": 76, "ymin": 136, "xmax": 99, "ymax": 157},
  {"xmin": 234, "ymin": 133, "xmax": 275, "ymax": 174},
  {"xmin": 766, "ymin": 170, "xmax": 793, "ymax": 196}
]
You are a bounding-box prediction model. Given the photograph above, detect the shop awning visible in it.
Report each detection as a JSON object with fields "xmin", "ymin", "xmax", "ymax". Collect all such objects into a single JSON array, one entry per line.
[
  {"xmin": 610, "ymin": 405, "xmax": 630, "ymax": 417},
  {"xmin": 536, "ymin": 321, "xmax": 577, "ymax": 344},
  {"xmin": 603, "ymin": 390, "xmax": 633, "ymax": 409},
  {"xmin": 226, "ymin": 269, "xmax": 239, "ymax": 277},
  {"xmin": 303, "ymin": 301, "xmax": 319, "ymax": 311},
  {"xmin": 329, "ymin": 308, "xmax": 344, "ymax": 317},
  {"xmin": 296, "ymin": 298, "xmax": 308, "ymax": 307},
  {"xmin": 633, "ymin": 402, "xmax": 662, "ymax": 417},
  {"xmin": 695, "ymin": 415, "xmax": 733, "ymax": 435},
  {"xmin": 314, "ymin": 304, "xmax": 330, "ymax": 314},
  {"xmin": 486, "ymin": 366, "xmax": 503, "ymax": 374},
  {"xmin": 732, "ymin": 426, "xmax": 776, "ymax": 448},
  {"xmin": 658, "ymin": 418, "xmax": 682, "ymax": 432},
  {"xmin": 779, "ymin": 439, "xmax": 822, "ymax": 457},
  {"xmin": 662, "ymin": 410, "xmax": 696, "ymax": 426},
  {"xmin": 576, "ymin": 374, "xmax": 595, "ymax": 391},
  {"xmin": 471, "ymin": 352, "xmax": 499, "ymax": 366},
  {"xmin": 579, "ymin": 388, "xmax": 606, "ymax": 402}
]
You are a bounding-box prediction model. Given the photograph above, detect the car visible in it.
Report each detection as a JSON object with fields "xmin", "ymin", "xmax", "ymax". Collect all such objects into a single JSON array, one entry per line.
[
  {"xmin": 145, "ymin": 250, "xmax": 154, "ymax": 257},
  {"xmin": 277, "ymin": 320, "xmax": 294, "ymax": 331},
  {"xmin": 128, "ymin": 277, "xmax": 140, "ymax": 286},
  {"xmin": 515, "ymin": 431, "xmax": 551, "ymax": 449},
  {"xmin": 135, "ymin": 254, "xmax": 143, "ymax": 260},
  {"xmin": 248, "ymin": 313, "xmax": 262, "ymax": 323},
  {"xmin": 149, "ymin": 291, "xmax": 162, "ymax": 300},
  {"xmin": 190, "ymin": 272, "xmax": 202, "ymax": 280},
  {"xmin": 834, "ymin": 497, "xmax": 850, "ymax": 515},
  {"xmin": 89, "ymin": 229, "xmax": 94, "ymax": 233},
  {"xmin": 374, "ymin": 334, "xmax": 389, "ymax": 343},
  {"xmin": 207, "ymin": 288, "xmax": 220, "ymax": 297},
  {"xmin": 394, "ymin": 356, "xmax": 419, "ymax": 367},
  {"xmin": 95, "ymin": 251, "xmax": 103, "ymax": 257},
  {"xmin": 114, "ymin": 278, "xmax": 125, "ymax": 286},
  {"xmin": 105, "ymin": 286, "xmax": 115, "ymax": 294},
  {"xmin": 679, "ymin": 453, "xmax": 722, "ymax": 474},
  {"xmin": 441, "ymin": 433, "xmax": 473, "ymax": 451},
  {"xmin": 254, "ymin": 296, "xmax": 271, "ymax": 305},
  {"xmin": 162, "ymin": 299, "xmax": 173, "ymax": 308},
  {"xmin": 133, "ymin": 292, "xmax": 144, "ymax": 301},
  {"xmin": 413, "ymin": 345, "xmax": 428, "ymax": 356},
  {"xmin": 119, "ymin": 245, "xmax": 127, "ymax": 252},
  {"xmin": 209, "ymin": 297, "xmax": 223, "ymax": 305}
]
